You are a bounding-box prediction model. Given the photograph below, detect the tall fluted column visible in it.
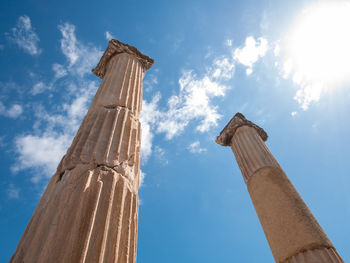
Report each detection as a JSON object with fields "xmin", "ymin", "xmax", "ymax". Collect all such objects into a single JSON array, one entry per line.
[
  {"xmin": 10, "ymin": 39, "xmax": 154, "ymax": 263},
  {"xmin": 216, "ymin": 113, "xmax": 344, "ymax": 263}
]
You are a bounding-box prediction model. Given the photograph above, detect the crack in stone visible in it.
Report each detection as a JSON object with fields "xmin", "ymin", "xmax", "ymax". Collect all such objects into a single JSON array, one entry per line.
[{"xmin": 56, "ymin": 162, "xmax": 136, "ymax": 186}]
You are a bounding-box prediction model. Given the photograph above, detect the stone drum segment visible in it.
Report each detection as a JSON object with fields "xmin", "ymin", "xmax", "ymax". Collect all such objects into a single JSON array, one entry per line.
[{"xmin": 10, "ymin": 39, "xmax": 154, "ymax": 263}]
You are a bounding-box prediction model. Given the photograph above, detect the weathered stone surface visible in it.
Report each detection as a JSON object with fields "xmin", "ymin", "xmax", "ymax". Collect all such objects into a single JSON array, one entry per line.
[
  {"xmin": 284, "ymin": 247, "xmax": 344, "ymax": 263},
  {"xmin": 90, "ymin": 53, "xmax": 145, "ymax": 117},
  {"xmin": 230, "ymin": 125, "xmax": 279, "ymax": 182},
  {"xmin": 216, "ymin": 113, "xmax": 344, "ymax": 263},
  {"xmin": 10, "ymin": 165, "xmax": 138, "ymax": 263},
  {"xmin": 61, "ymin": 106, "xmax": 141, "ymax": 184},
  {"xmin": 216, "ymin": 112, "xmax": 268, "ymax": 146},
  {"xmin": 92, "ymin": 39, "xmax": 154, "ymax": 78},
  {"xmin": 248, "ymin": 166, "xmax": 333, "ymax": 262},
  {"xmin": 11, "ymin": 40, "xmax": 152, "ymax": 263}
]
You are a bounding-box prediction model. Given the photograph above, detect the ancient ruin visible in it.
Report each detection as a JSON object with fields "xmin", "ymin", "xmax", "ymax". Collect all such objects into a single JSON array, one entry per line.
[
  {"xmin": 10, "ymin": 39, "xmax": 153, "ymax": 263},
  {"xmin": 216, "ymin": 113, "xmax": 344, "ymax": 263}
]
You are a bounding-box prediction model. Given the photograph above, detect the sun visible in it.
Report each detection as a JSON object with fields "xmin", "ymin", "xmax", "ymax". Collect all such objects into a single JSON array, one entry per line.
[{"xmin": 280, "ymin": 1, "xmax": 350, "ymax": 108}]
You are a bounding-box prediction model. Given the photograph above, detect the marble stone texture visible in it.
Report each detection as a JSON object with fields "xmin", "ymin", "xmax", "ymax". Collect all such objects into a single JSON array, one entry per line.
[
  {"xmin": 216, "ymin": 113, "xmax": 344, "ymax": 263},
  {"xmin": 10, "ymin": 40, "xmax": 153, "ymax": 263}
]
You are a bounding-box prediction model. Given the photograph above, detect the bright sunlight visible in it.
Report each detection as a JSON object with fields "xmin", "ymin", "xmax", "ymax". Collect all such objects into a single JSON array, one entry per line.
[{"xmin": 281, "ymin": 1, "xmax": 350, "ymax": 109}]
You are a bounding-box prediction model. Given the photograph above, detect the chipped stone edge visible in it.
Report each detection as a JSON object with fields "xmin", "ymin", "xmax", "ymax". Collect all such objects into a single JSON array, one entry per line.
[
  {"xmin": 92, "ymin": 39, "xmax": 154, "ymax": 78},
  {"xmin": 216, "ymin": 112, "xmax": 268, "ymax": 146}
]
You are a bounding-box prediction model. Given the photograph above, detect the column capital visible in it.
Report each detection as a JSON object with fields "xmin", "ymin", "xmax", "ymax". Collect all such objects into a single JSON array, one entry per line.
[
  {"xmin": 92, "ymin": 39, "xmax": 154, "ymax": 78},
  {"xmin": 216, "ymin": 112, "xmax": 268, "ymax": 146}
]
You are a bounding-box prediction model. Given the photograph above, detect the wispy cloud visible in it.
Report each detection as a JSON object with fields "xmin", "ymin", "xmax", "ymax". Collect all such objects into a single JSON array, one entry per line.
[
  {"xmin": 140, "ymin": 55, "xmax": 234, "ymax": 161},
  {"xmin": 234, "ymin": 36, "xmax": 268, "ymax": 75},
  {"xmin": 52, "ymin": 63, "xmax": 67, "ymax": 79},
  {"xmin": 158, "ymin": 56, "xmax": 234, "ymax": 139},
  {"xmin": 7, "ymin": 184, "xmax": 20, "ymax": 199},
  {"xmin": 13, "ymin": 23, "xmax": 101, "ymax": 183},
  {"xmin": 275, "ymin": 2, "xmax": 350, "ymax": 110},
  {"xmin": 105, "ymin": 31, "xmax": 115, "ymax": 40},
  {"xmin": 6, "ymin": 15, "xmax": 41, "ymax": 55},
  {"xmin": 187, "ymin": 141, "xmax": 207, "ymax": 154},
  {"xmin": 140, "ymin": 93, "xmax": 162, "ymax": 162},
  {"xmin": 154, "ymin": 146, "xmax": 168, "ymax": 164},
  {"xmin": 31, "ymin": 81, "xmax": 49, "ymax": 95},
  {"xmin": 58, "ymin": 23, "xmax": 102, "ymax": 76},
  {"xmin": 0, "ymin": 102, "xmax": 23, "ymax": 118}
]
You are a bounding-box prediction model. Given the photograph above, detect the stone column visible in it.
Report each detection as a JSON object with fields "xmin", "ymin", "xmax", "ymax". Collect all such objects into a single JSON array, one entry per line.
[
  {"xmin": 216, "ymin": 113, "xmax": 344, "ymax": 263},
  {"xmin": 10, "ymin": 39, "xmax": 154, "ymax": 263}
]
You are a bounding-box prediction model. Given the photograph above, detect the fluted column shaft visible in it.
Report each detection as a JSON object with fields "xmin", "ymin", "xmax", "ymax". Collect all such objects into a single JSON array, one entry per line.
[
  {"xmin": 216, "ymin": 113, "xmax": 343, "ymax": 263},
  {"xmin": 10, "ymin": 40, "xmax": 154, "ymax": 263}
]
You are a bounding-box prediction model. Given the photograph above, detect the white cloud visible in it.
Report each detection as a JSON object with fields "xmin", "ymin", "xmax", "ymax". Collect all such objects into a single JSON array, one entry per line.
[
  {"xmin": 291, "ymin": 111, "xmax": 297, "ymax": 117},
  {"xmin": 140, "ymin": 93, "xmax": 162, "ymax": 162},
  {"xmin": 144, "ymin": 73, "xmax": 158, "ymax": 92},
  {"xmin": 13, "ymin": 23, "xmax": 101, "ymax": 183},
  {"xmin": 234, "ymin": 36, "xmax": 268, "ymax": 75},
  {"xmin": 139, "ymin": 170, "xmax": 145, "ymax": 187},
  {"xmin": 277, "ymin": 1, "xmax": 350, "ymax": 110},
  {"xmin": 140, "ymin": 56, "xmax": 234, "ymax": 161},
  {"xmin": 157, "ymin": 56, "xmax": 234, "ymax": 139},
  {"xmin": 58, "ymin": 23, "xmax": 102, "ymax": 76},
  {"xmin": 13, "ymin": 134, "xmax": 72, "ymax": 182},
  {"xmin": 52, "ymin": 63, "xmax": 67, "ymax": 79},
  {"xmin": 14, "ymin": 80, "xmax": 98, "ymax": 182},
  {"xmin": 6, "ymin": 15, "xmax": 41, "ymax": 55},
  {"xmin": 154, "ymin": 146, "xmax": 168, "ymax": 164},
  {"xmin": 105, "ymin": 31, "xmax": 115, "ymax": 40},
  {"xmin": 187, "ymin": 141, "xmax": 207, "ymax": 154},
  {"xmin": 31, "ymin": 81, "xmax": 49, "ymax": 95},
  {"xmin": 0, "ymin": 102, "xmax": 23, "ymax": 118},
  {"xmin": 7, "ymin": 184, "xmax": 20, "ymax": 199}
]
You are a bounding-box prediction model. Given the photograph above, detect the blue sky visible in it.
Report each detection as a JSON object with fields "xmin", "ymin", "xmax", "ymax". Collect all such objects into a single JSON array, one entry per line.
[{"xmin": 1, "ymin": 0, "xmax": 350, "ymax": 262}]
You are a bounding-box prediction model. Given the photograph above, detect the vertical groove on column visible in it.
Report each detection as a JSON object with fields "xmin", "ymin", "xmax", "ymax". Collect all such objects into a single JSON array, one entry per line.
[
  {"xmin": 103, "ymin": 108, "xmax": 119, "ymax": 163},
  {"xmin": 102, "ymin": 179, "xmax": 125, "ymax": 262},
  {"xmin": 105, "ymin": 54, "xmax": 127, "ymax": 108},
  {"xmin": 98, "ymin": 174, "xmax": 118, "ymax": 263},
  {"xmin": 129, "ymin": 195, "xmax": 138, "ymax": 263},
  {"xmin": 135, "ymin": 65, "xmax": 140, "ymax": 115},
  {"xmin": 94, "ymin": 110, "xmax": 114, "ymax": 164},
  {"xmin": 110, "ymin": 108, "xmax": 126, "ymax": 164},
  {"xmin": 117, "ymin": 191, "xmax": 133, "ymax": 262},
  {"xmin": 61, "ymin": 107, "xmax": 140, "ymax": 176},
  {"xmin": 129, "ymin": 63, "xmax": 138, "ymax": 114},
  {"xmin": 231, "ymin": 126, "xmax": 279, "ymax": 182},
  {"xmin": 80, "ymin": 172, "xmax": 104, "ymax": 263},
  {"xmin": 138, "ymin": 69, "xmax": 143, "ymax": 113},
  {"xmin": 126, "ymin": 59, "xmax": 136, "ymax": 112},
  {"xmin": 119, "ymin": 57, "xmax": 132, "ymax": 106},
  {"xmin": 61, "ymin": 170, "xmax": 94, "ymax": 262},
  {"xmin": 232, "ymin": 131, "xmax": 253, "ymax": 182},
  {"xmin": 11, "ymin": 42, "xmax": 151, "ymax": 262},
  {"xmin": 114, "ymin": 181, "xmax": 127, "ymax": 261},
  {"xmin": 120, "ymin": 110, "xmax": 131, "ymax": 163},
  {"xmin": 80, "ymin": 109, "xmax": 108, "ymax": 163}
]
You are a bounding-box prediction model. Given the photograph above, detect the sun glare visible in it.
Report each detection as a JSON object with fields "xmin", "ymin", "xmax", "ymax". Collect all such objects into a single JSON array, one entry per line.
[{"xmin": 281, "ymin": 1, "xmax": 350, "ymax": 108}]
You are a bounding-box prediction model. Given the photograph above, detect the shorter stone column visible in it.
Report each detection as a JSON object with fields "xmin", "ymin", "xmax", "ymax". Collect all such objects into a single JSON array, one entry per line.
[{"xmin": 216, "ymin": 113, "xmax": 344, "ymax": 263}]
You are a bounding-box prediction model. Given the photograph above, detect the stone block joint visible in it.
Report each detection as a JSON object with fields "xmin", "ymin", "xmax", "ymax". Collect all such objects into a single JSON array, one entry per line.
[{"xmin": 10, "ymin": 39, "xmax": 153, "ymax": 263}]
